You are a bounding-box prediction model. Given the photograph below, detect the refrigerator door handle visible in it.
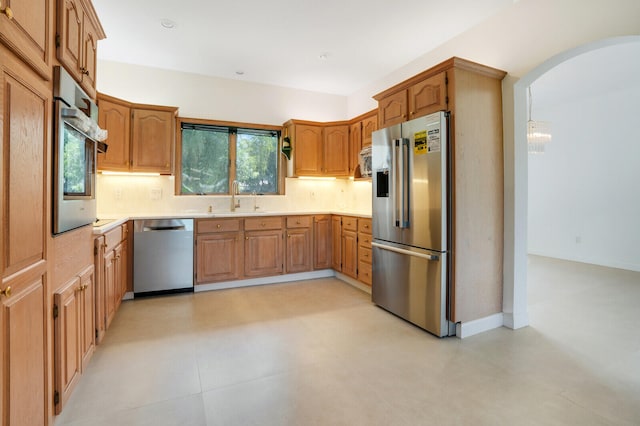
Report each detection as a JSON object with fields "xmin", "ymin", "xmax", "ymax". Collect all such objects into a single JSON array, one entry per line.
[
  {"xmin": 392, "ymin": 139, "xmax": 400, "ymax": 227},
  {"xmin": 372, "ymin": 242, "xmax": 440, "ymax": 261},
  {"xmin": 400, "ymin": 138, "xmax": 409, "ymax": 228}
]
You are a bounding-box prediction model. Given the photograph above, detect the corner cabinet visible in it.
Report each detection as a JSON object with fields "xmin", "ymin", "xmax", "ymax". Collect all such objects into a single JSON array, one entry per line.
[
  {"xmin": 56, "ymin": 0, "xmax": 105, "ymax": 98},
  {"xmin": 97, "ymin": 93, "xmax": 178, "ymax": 174},
  {"xmin": 0, "ymin": 45, "xmax": 50, "ymax": 426},
  {"xmin": 313, "ymin": 215, "xmax": 332, "ymax": 270}
]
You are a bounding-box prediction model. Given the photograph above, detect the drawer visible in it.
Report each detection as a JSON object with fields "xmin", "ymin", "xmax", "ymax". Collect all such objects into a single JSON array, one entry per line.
[
  {"xmin": 244, "ymin": 216, "xmax": 283, "ymax": 231},
  {"xmin": 104, "ymin": 227, "xmax": 122, "ymax": 250},
  {"xmin": 342, "ymin": 216, "xmax": 358, "ymax": 232},
  {"xmin": 359, "ymin": 246, "xmax": 372, "ymax": 264},
  {"xmin": 197, "ymin": 218, "xmax": 242, "ymax": 234},
  {"xmin": 358, "ymin": 261, "xmax": 372, "ymax": 286},
  {"xmin": 286, "ymin": 215, "xmax": 311, "ymax": 229},
  {"xmin": 358, "ymin": 218, "xmax": 372, "ymax": 234},
  {"xmin": 359, "ymin": 233, "xmax": 372, "ymax": 247}
]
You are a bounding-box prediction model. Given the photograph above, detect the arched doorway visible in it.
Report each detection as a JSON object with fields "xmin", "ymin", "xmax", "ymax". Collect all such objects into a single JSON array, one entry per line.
[{"xmin": 504, "ymin": 35, "xmax": 640, "ymax": 329}]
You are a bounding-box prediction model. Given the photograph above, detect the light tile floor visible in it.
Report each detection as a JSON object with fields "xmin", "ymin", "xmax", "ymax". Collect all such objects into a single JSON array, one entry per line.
[{"xmin": 54, "ymin": 256, "xmax": 640, "ymax": 425}]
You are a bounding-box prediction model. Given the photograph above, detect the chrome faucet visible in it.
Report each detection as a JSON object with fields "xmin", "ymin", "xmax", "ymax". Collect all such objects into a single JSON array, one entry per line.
[{"xmin": 231, "ymin": 180, "xmax": 240, "ymax": 212}]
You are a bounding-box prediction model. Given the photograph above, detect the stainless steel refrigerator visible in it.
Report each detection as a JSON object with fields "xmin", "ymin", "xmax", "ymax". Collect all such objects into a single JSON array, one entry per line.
[{"xmin": 371, "ymin": 111, "xmax": 454, "ymax": 337}]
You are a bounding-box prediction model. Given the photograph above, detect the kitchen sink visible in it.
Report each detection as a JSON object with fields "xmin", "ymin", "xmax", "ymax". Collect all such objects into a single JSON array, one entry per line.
[{"xmin": 93, "ymin": 219, "xmax": 116, "ymax": 227}]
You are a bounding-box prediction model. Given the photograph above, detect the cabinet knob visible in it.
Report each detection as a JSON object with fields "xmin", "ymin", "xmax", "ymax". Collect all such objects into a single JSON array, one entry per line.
[
  {"xmin": 217, "ymin": 224, "xmax": 221, "ymax": 229},
  {"xmin": 165, "ymin": 162, "xmax": 169, "ymax": 168},
  {"xmin": 261, "ymin": 222, "xmax": 265, "ymax": 227},
  {"xmin": 287, "ymin": 234, "xmax": 291, "ymax": 238},
  {"xmin": 1, "ymin": 6, "xmax": 13, "ymax": 20},
  {"xmin": 245, "ymin": 236, "xmax": 249, "ymax": 240},
  {"xmin": 0, "ymin": 286, "xmax": 11, "ymax": 297}
]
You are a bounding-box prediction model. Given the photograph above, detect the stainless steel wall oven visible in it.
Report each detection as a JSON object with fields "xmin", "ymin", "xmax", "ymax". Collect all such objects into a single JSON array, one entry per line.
[{"xmin": 53, "ymin": 66, "xmax": 107, "ymax": 234}]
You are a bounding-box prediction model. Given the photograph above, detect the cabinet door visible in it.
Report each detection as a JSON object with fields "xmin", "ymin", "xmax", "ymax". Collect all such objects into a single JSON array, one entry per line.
[
  {"xmin": 286, "ymin": 228, "xmax": 311, "ymax": 273},
  {"xmin": 57, "ymin": 0, "xmax": 83, "ymax": 78},
  {"xmin": 408, "ymin": 72, "xmax": 447, "ymax": 120},
  {"xmin": 97, "ymin": 96, "xmax": 131, "ymax": 171},
  {"xmin": 80, "ymin": 11, "xmax": 98, "ymax": 97},
  {"xmin": 196, "ymin": 233, "xmax": 243, "ymax": 283},
  {"xmin": 113, "ymin": 244, "xmax": 123, "ymax": 313},
  {"xmin": 131, "ymin": 108, "xmax": 175, "ymax": 174},
  {"xmin": 361, "ymin": 114, "xmax": 378, "ymax": 147},
  {"xmin": 54, "ymin": 277, "xmax": 82, "ymax": 414},
  {"xmin": 78, "ymin": 265, "xmax": 95, "ymax": 369},
  {"xmin": 104, "ymin": 249, "xmax": 116, "ymax": 330},
  {"xmin": 0, "ymin": 0, "xmax": 52, "ymax": 79},
  {"xmin": 0, "ymin": 49, "xmax": 48, "ymax": 425},
  {"xmin": 293, "ymin": 124, "xmax": 322, "ymax": 176},
  {"xmin": 378, "ymin": 90, "xmax": 407, "ymax": 128},
  {"xmin": 349, "ymin": 122, "xmax": 361, "ymax": 176},
  {"xmin": 313, "ymin": 215, "xmax": 332, "ymax": 270},
  {"xmin": 0, "ymin": 47, "xmax": 49, "ymax": 279},
  {"xmin": 331, "ymin": 216, "xmax": 342, "ymax": 271},
  {"xmin": 0, "ymin": 272, "xmax": 47, "ymax": 425},
  {"xmin": 93, "ymin": 236, "xmax": 106, "ymax": 344},
  {"xmin": 323, "ymin": 125, "xmax": 349, "ymax": 176},
  {"xmin": 244, "ymin": 230, "xmax": 283, "ymax": 277},
  {"xmin": 341, "ymin": 230, "xmax": 358, "ymax": 279}
]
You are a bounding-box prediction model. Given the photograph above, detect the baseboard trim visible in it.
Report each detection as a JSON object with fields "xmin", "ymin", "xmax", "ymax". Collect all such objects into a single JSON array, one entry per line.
[
  {"xmin": 456, "ymin": 313, "xmax": 504, "ymax": 338},
  {"xmin": 334, "ymin": 272, "xmax": 372, "ymax": 294},
  {"xmin": 503, "ymin": 311, "xmax": 529, "ymax": 329},
  {"xmin": 194, "ymin": 269, "xmax": 335, "ymax": 292}
]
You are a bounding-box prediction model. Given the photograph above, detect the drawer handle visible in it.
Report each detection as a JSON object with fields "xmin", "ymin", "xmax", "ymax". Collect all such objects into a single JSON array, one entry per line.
[
  {"xmin": 0, "ymin": 286, "xmax": 11, "ymax": 297},
  {"xmin": 364, "ymin": 224, "xmax": 369, "ymax": 228}
]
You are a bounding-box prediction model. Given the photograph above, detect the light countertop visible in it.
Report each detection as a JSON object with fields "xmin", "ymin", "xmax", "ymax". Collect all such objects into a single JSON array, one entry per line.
[{"xmin": 92, "ymin": 210, "xmax": 372, "ymax": 234}]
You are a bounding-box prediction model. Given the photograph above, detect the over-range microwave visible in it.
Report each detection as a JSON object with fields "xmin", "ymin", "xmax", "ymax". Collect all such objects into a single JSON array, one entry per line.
[{"xmin": 52, "ymin": 66, "xmax": 107, "ymax": 235}]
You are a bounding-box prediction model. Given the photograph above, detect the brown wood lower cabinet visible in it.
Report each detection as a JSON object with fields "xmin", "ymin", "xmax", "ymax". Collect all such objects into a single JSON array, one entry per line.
[
  {"xmin": 341, "ymin": 216, "xmax": 358, "ymax": 279},
  {"xmin": 197, "ymin": 233, "xmax": 243, "ymax": 283},
  {"xmin": 331, "ymin": 215, "xmax": 373, "ymax": 286},
  {"xmin": 54, "ymin": 265, "xmax": 95, "ymax": 414},
  {"xmin": 245, "ymin": 225, "xmax": 284, "ymax": 278},
  {"xmin": 285, "ymin": 216, "xmax": 312, "ymax": 273},
  {"xmin": 94, "ymin": 224, "xmax": 128, "ymax": 344},
  {"xmin": 313, "ymin": 215, "xmax": 332, "ymax": 269}
]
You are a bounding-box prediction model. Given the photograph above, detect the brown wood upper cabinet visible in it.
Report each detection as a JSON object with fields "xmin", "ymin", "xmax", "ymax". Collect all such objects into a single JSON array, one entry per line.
[
  {"xmin": 56, "ymin": 0, "xmax": 105, "ymax": 98},
  {"xmin": 323, "ymin": 125, "xmax": 349, "ymax": 176},
  {"xmin": 0, "ymin": 0, "xmax": 53, "ymax": 79},
  {"xmin": 377, "ymin": 71, "xmax": 447, "ymax": 129},
  {"xmin": 97, "ymin": 93, "xmax": 178, "ymax": 174},
  {"xmin": 285, "ymin": 113, "xmax": 375, "ymax": 178},
  {"xmin": 287, "ymin": 123, "xmax": 322, "ymax": 176}
]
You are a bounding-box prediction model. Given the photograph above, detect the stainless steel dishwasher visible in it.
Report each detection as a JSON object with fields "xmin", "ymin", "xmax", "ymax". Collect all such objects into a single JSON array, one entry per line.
[{"xmin": 133, "ymin": 219, "xmax": 194, "ymax": 296}]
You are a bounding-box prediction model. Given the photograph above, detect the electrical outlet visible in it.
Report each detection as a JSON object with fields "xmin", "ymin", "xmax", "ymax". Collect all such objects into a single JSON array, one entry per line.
[
  {"xmin": 150, "ymin": 188, "xmax": 162, "ymax": 200},
  {"xmin": 114, "ymin": 188, "xmax": 122, "ymax": 200}
]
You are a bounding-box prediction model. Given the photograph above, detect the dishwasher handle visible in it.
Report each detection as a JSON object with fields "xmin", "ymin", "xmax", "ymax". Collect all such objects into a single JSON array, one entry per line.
[
  {"xmin": 135, "ymin": 219, "xmax": 192, "ymax": 233},
  {"xmin": 143, "ymin": 225, "xmax": 186, "ymax": 231}
]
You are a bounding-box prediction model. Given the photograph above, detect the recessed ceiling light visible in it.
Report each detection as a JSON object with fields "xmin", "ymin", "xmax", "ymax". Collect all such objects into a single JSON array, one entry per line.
[
  {"xmin": 160, "ymin": 19, "xmax": 176, "ymax": 29},
  {"xmin": 235, "ymin": 71, "xmax": 245, "ymax": 76}
]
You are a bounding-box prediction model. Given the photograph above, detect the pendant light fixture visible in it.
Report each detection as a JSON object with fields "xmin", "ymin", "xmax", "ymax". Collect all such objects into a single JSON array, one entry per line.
[{"xmin": 527, "ymin": 86, "xmax": 552, "ymax": 154}]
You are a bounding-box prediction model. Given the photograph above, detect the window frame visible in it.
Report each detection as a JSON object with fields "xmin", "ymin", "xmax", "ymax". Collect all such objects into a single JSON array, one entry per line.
[{"xmin": 175, "ymin": 117, "xmax": 285, "ymax": 196}]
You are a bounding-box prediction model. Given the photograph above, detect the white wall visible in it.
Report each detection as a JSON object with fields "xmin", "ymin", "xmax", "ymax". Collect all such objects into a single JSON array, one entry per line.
[
  {"xmin": 528, "ymin": 83, "xmax": 640, "ymax": 272},
  {"xmin": 97, "ymin": 175, "xmax": 371, "ymax": 217},
  {"xmin": 97, "ymin": 60, "xmax": 349, "ymax": 124}
]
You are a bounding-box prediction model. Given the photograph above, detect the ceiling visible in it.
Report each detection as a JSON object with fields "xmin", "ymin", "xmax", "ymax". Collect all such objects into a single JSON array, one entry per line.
[{"xmin": 93, "ymin": 0, "xmax": 514, "ymax": 96}]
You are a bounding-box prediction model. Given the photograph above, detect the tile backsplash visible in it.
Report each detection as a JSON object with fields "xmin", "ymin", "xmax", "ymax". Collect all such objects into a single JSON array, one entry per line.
[{"xmin": 96, "ymin": 175, "xmax": 372, "ymax": 217}]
